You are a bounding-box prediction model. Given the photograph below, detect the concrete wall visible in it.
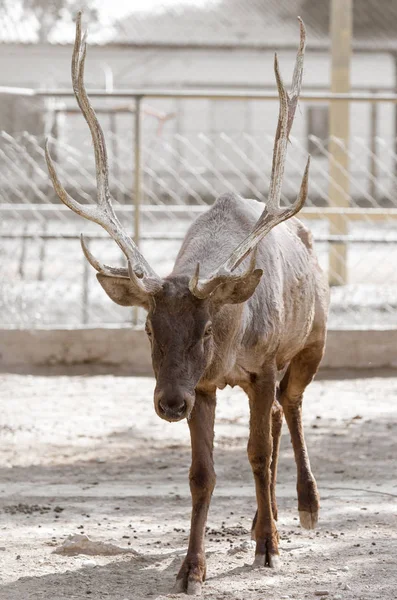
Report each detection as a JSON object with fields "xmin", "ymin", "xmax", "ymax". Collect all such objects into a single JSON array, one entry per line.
[{"xmin": 1, "ymin": 327, "xmax": 396, "ymax": 372}]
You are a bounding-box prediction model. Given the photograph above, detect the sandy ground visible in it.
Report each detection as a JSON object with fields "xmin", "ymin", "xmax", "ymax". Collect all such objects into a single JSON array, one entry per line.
[{"xmin": 0, "ymin": 368, "xmax": 396, "ymax": 600}]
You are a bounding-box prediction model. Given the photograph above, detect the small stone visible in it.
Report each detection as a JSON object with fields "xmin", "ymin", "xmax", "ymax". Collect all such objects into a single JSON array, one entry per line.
[
  {"xmin": 342, "ymin": 584, "xmax": 351, "ymax": 591},
  {"xmin": 333, "ymin": 595, "xmax": 342, "ymax": 600},
  {"xmin": 315, "ymin": 592, "xmax": 329, "ymax": 597},
  {"xmin": 81, "ymin": 559, "xmax": 96, "ymax": 568},
  {"xmin": 341, "ymin": 566, "xmax": 349, "ymax": 572}
]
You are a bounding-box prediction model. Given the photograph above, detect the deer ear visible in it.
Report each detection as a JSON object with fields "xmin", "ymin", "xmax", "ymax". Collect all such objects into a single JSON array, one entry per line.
[
  {"xmin": 210, "ymin": 269, "xmax": 263, "ymax": 305},
  {"xmin": 96, "ymin": 273, "xmax": 150, "ymax": 309}
]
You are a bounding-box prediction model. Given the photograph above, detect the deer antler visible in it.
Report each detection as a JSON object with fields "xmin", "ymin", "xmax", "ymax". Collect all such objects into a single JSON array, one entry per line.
[
  {"xmin": 45, "ymin": 11, "xmax": 162, "ymax": 294},
  {"xmin": 189, "ymin": 18, "xmax": 309, "ymax": 300}
]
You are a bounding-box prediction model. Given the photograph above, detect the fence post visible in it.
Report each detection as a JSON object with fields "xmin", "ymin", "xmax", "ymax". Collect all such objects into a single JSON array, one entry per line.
[
  {"xmin": 328, "ymin": 0, "xmax": 352, "ymax": 286},
  {"xmin": 394, "ymin": 54, "xmax": 397, "ymax": 180},
  {"xmin": 369, "ymin": 91, "xmax": 378, "ymax": 201},
  {"xmin": 133, "ymin": 96, "xmax": 143, "ymax": 326},
  {"xmin": 18, "ymin": 224, "xmax": 28, "ymax": 280},
  {"xmin": 134, "ymin": 96, "xmax": 143, "ymax": 247},
  {"xmin": 38, "ymin": 224, "xmax": 47, "ymax": 281},
  {"xmin": 82, "ymin": 241, "xmax": 89, "ymax": 325},
  {"xmin": 109, "ymin": 111, "xmax": 122, "ymax": 204}
]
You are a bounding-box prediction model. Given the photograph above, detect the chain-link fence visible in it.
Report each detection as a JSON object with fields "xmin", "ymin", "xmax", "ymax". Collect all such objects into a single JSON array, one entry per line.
[{"xmin": 1, "ymin": 92, "xmax": 397, "ymax": 330}]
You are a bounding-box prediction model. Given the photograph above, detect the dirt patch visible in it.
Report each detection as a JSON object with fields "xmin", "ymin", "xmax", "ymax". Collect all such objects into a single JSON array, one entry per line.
[
  {"xmin": 0, "ymin": 370, "xmax": 396, "ymax": 599},
  {"xmin": 3, "ymin": 503, "xmax": 52, "ymax": 515},
  {"xmin": 53, "ymin": 533, "xmax": 140, "ymax": 557}
]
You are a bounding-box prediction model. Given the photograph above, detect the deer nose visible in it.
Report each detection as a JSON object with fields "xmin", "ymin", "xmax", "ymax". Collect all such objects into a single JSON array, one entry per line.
[
  {"xmin": 159, "ymin": 398, "xmax": 186, "ymax": 420},
  {"xmin": 154, "ymin": 389, "xmax": 194, "ymax": 422}
]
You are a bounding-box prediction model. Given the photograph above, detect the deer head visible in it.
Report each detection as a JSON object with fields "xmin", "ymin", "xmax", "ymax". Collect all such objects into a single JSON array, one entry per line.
[{"xmin": 46, "ymin": 12, "xmax": 309, "ymax": 422}]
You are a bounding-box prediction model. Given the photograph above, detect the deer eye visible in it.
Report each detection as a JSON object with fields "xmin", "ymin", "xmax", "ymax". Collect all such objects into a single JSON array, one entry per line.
[
  {"xmin": 204, "ymin": 323, "xmax": 213, "ymax": 338},
  {"xmin": 145, "ymin": 322, "xmax": 153, "ymax": 337}
]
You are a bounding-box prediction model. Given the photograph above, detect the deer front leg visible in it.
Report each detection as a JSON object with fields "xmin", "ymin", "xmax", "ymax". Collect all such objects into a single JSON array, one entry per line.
[
  {"xmin": 247, "ymin": 369, "xmax": 280, "ymax": 569},
  {"xmin": 174, "ymin": 390, "xmax": 216, "ymax": 596},
  {"xmin": 251, "ymin": 395, "xmax": 283, "ymax": 536},
  {"xmin": 269, "ymin": 396, "xmax": 283, "ymax": 521}
]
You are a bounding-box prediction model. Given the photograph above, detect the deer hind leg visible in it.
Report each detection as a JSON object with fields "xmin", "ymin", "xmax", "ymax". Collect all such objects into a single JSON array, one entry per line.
[
  {"xmin": 173, "ymin": 390, "xmax": 216, "ymax": 596},
  {"xmin": 279, "ymin": 341, "xmax": 325, "ymax": 530},
  {"xmin": 247, "ymin": 368, "xmax": 281, "ymax": 569},
  {"xmin": 251, "ymin": 394, "xmax": 283, "ymax": 538}
]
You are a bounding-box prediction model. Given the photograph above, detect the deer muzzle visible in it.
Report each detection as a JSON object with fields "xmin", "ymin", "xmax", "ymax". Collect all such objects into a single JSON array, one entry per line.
[{"xmin": 154, "ymin": 386, "xmax": 195, "ymax": 422}]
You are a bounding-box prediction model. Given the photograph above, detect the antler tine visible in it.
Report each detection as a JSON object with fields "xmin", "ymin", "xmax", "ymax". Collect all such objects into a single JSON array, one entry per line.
[
  {"xmin": 221, "ymin": 156, "xmax": 310, "ymax": 275},
  {"xmin": 266, "ymin": 53, "xmax": 289, "ymax": 212},
  {"xmin": 45, "ymin": 12, "xmax": 162, "ymax": 291},
  {"xmin": 80, "ymin": 235, "xmax": 129, "ymax": 278},
  {"xmin": 189, "ymin": 19, "xmax": 309, "ymax": 299},
  {"xmin": 72, "ymin": 11, "xmax": 113, "ymax": 214},
  {"xmin": 188, "ymin": 249, "xmax": 259, "ymax": 300},
  {"xmin": 45, "ymin": 138, "xmax": 99, "ymax": 222},
  {"xmin": 268, "ymin": 18, "xmax": 306, "ymax": 212},
  {"xmin": 287, "ymin": 17, "xmax": 306, "ymax": 138}
]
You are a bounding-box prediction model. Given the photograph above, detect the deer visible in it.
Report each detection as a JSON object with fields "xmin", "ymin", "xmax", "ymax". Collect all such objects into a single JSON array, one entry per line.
[{"xmin": 45, "ymin": 12, "xmax": 329, "ymax": 596}]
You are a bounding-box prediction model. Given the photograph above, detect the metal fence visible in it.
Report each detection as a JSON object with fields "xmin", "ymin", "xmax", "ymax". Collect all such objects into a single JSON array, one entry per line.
[{"xmin": 1, "ymin": 90, "xmax": 397, "ymax": 330}]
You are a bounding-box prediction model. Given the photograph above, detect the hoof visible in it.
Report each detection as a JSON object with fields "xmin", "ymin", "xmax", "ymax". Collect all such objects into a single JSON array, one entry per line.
[
  {"xmin": 252, "ymin": 554, "xmax": 263, "ymax": 568},
  {"xmin": 269, "ymin": 554, "xmax": 281, "ymax": 570},
  {"xmin": 187, "ymin": 580, "xmax": 202, "ymax": 596},
  {"xmin": 299, "ymin": 510, "xmax": 318, "ymax": 530},
  {"xmin": 173, "ymin": 576, "xmax": 203, "ymax": 596},
  {"xmin": 252, "ymin": 553, "xmax": 281, "ymax": 570},
  {"xmin": 173, "ymin": 578, "xmax": 185, "ymax": 593}
]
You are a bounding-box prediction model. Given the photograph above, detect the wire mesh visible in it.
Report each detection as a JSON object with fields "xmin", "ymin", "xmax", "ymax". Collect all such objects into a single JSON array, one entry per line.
[{"xmin": 1, "ymin": 95, "xmax": 397, "ymax": 330}]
